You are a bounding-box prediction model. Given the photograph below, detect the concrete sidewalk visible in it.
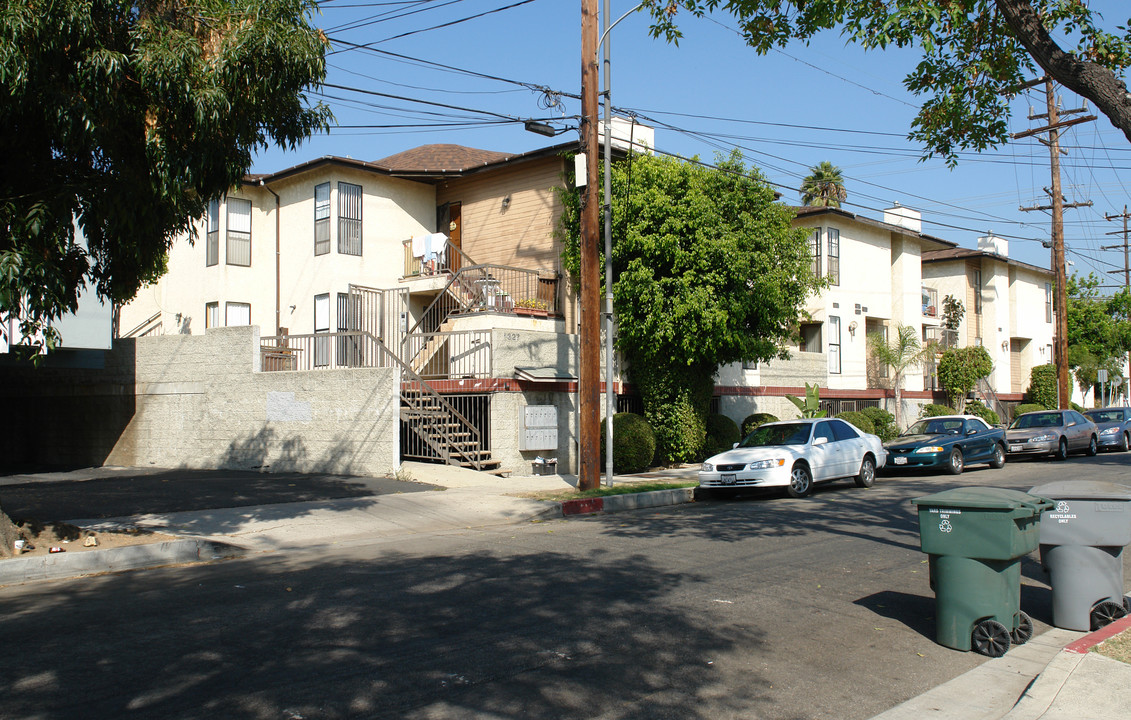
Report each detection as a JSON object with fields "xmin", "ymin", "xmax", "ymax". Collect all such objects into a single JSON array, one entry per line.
[{"xmin": 2, "ymin": 462, "xmax": 1128, "ymax": 719}]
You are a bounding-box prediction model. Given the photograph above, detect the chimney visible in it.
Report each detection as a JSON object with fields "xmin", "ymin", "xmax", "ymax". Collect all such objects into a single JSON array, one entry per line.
[
  {"xmin": 883, "ymin": 202, "xmax": 922, "ymax": 233},
  {"xmin": 977, "ymin": 234, "xmax": 1008, "ymax": 258}
]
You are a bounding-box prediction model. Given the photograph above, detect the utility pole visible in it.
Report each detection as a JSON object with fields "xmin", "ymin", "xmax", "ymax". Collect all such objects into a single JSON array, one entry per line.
[
  {"xmin": 1103, "ymin": 205, "xmax": 1131, "ymax": 405},
  {"xmin": 1014, "ymin": 77, "xmax": 1095, "ymax": 409},
  {"xmin": 578, "ymin": 0, "xmax": 601, "ymax": 491}
]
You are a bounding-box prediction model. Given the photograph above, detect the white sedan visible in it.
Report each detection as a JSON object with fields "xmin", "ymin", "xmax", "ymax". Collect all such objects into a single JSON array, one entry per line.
[{"xmin": 699, "ymin": 418, "xmax": 887, "ymax": 498}]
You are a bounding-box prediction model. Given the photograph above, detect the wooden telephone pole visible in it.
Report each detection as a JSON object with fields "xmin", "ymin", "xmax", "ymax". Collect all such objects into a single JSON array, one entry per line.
[
  {"xmin": 1103, "ymin": 206, "xmax": 1131, "ymax": 288},
  {"xmin": 1013, "ymin": 78, "xmax": 1094, "ymax": 409},
  {"xmin": 578, "ymin": 0, "xmax": 601, "ymax": 490}
]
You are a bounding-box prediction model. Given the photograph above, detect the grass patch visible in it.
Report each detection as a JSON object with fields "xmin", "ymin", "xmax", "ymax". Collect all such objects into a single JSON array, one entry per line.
[
  {"xmin": 1093, "ymin": 627, "xmax": 1131, "ymax": 665},
  {"xmin": 516, "ymin": 481, "xmax": 698, "ymax": 502}
]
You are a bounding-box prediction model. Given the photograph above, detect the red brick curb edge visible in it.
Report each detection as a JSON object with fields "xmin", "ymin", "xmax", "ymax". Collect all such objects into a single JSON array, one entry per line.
[
  {"xmin": 561, "ymin": 497, "xmax": 604, "ymax": 515},
  {"xmin": 1064, "ymin": 614, "xmax": 1131, "ymax": 654}
]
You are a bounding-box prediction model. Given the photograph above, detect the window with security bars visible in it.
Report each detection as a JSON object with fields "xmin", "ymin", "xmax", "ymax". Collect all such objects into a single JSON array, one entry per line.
[
  {"xmin": 206, "ymin": 199, "xmax": 220, "ymax": 266},
  {"xmin": 335, "ymin": 292, "xmax": 364, "ymax": 366},
  {"xmin": 314, "ymin": 182, "xmax": 330, "ymax": 256},
  {"xmin": 809, "ymin": 228, "xmax": 822, "ymax": 278},
  {"xmin": 826, "ymin": 228, "xmax": 840, "ymax": 286},
  {"xmin": 338, "ymin": 182, "xmax": 362, "ymax": 256},
  {"xmin": 226, "ymin": 197, "xmax": 252, "ymax": 266}
]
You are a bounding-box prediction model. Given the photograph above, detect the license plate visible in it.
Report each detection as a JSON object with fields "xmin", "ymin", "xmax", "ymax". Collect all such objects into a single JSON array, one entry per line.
[
  {"xmin": 721, "ymin": 474, "xmax": 736, "ymax": 485},
  {"xmin": 1010, "ymin": 445, "xmax": 1022, "ymax": 453},
  {"xmin": 893, "ymin": 457, "xmax": 907, "ymax": 465}
]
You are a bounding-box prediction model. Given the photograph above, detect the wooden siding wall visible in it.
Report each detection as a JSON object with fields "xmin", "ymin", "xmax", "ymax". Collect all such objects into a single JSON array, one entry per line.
[{"xmin": 436, "ymin": 157, "xmax": 565, "ymax": 272}]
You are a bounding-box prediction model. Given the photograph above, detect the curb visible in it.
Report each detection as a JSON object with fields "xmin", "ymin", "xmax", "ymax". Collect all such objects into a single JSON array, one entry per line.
[
  {"xmin": 0, "ymin": 539, "xmax": 245, "ymax": 587},
  {"xmin": 560, "ymin": 487, "xmax": 695, "ymax": 516},
  {"xmin": 1064, "ymin": 613, "xmax": 1131, "ymax": 654}
]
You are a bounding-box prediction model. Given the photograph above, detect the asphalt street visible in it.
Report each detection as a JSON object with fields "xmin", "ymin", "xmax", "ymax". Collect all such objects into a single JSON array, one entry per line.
[{"xmin": 1, "ymin": 452, "xmax": 1128, "ymax": 719}]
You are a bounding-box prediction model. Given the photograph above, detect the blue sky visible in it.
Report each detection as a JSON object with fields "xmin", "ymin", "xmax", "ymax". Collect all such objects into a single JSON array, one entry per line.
[{"xmin": 253, "ymin": 1, "xmax": 1131, "ymax": 288}]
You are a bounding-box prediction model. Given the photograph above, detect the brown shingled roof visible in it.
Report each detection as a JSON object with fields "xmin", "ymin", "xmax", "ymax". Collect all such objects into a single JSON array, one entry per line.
[{"xmin": 374, "ymin": 144, "xmax": 515, "ymax": 172}]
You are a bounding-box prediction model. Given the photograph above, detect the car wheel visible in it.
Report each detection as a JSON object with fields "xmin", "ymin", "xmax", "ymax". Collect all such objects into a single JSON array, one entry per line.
[
  {"xmin": 989, "ymin": 443, "xmax": 1006, "ymax": 469},
  {"xmin": 787, "ymin": 463, "xmax": 813, "ymax": 498},
  {"xmin": 854, "ymin": 456, "xmax": 876, "ymax": 488},
  {"xmin": 1122, "ymin": 432, "xmax": 1130, "ymax": 453},
  {"xmin": 1087, "ymin": 435, "xmax": 1098, "ymax": 456},
  {"xmin": 946, "ymin": 448, "xmax": 964, "ymax": 475},
  {"xmin": 1055, "ymin": 437, "xmax": 1069, "ymax": 460},
  {"xmin": 971, "ymin": 619, "xmax": 1011, "ymax": 658}
]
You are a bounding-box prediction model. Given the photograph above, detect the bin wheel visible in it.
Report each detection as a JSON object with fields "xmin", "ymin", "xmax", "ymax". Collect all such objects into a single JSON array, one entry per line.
[
  {"xmin": 787, "ymin": 463, "xmax": 812, "ymax": 498},
  {"xmin": 854, "ymin": 456, "xmax": 876, "ymax": 488},
  {"xmin": 971, "ymin": 619, "xmax": 1011, "ymax": 658},
  {"xmin": 945, "ymin": 448, "xmax": 964, "ymax": 475},
  {"xmin": 1090, "ymin": 600, "xmax": 1127, "ymax": 630},
  {"xmin": 1086, "ymin": 435, "xmax": 1098, "ymax": 456},
  {"xmin": 1011, "ymin": 611, "xmax": 1034, "ymax": 645},
  {"xmin": 1124, "ymin": 596, "xmax": 1130, "ymax": 614},
  {"xmin": 989, "ymin": 443, "xmax": 1006, "ymax": 469}
]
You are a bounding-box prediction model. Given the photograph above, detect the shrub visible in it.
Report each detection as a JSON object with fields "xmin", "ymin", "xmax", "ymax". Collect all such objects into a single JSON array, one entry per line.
[
  {"xmin": 937, "ymin": 346, "xmax": 993, "ymax": 410},
  {"xmin": 920, "ymin": 403, "xmax": 954, "ymax": 418},
  {"xmin": 599, "ymin": 413, "xmax": 657, "ymax": 474},
  {"xmin": 964, "ymin": 399, "xmax": 1000, "ymax": 426},
  {"xmin": 1026, "ymin": 364, "xmax": 1058, "ymax": 409},
  {"xmin": 741, "ymin": 412, "xmax": 780, "ymax": 437},
  {"xmin": 1012, "ymin": 402, "xmax": 1046, "ymax": 420},
  {"xmin": 703, "ymin": 414, "xmax": 741, "ymax": 459},
  {"xmin": 860, "ymin": 407, "xmax": 897, "ymax": 441},
  {"xmin": 836, "ymin": 411, "xmax": 875, "ymax": 435}
]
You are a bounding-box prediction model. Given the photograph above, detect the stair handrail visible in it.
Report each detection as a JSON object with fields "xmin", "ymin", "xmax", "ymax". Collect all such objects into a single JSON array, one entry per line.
[
  {"xmin": 121, "ymin": 311, "xmax": 162, "ymax": 338},
  {"xmin": 370, "ymin": 331, "xmax": 485, "ymax": 470}
]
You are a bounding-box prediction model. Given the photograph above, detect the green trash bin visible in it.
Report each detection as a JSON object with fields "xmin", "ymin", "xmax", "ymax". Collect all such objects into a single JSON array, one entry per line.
[{"xmin": 912, "ymin": 487, "xmax": 1054, "ymax": 657}]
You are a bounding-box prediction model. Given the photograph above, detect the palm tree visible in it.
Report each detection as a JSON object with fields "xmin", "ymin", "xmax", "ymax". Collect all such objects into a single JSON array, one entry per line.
[
  {"xmin": 868, "ymin": 324, "xmax": 931, "ymax": 430},
  {"xmin": 800, "ymin": 161, "xmax": 848, "ymax": 207}
]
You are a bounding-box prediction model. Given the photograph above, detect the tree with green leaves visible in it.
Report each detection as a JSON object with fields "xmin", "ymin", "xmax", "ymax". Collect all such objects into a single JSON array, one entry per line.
[
  {"xmin": 800, "ymin": 161, "xmax": 848, "ymax": 207},
  {"xmin": 1, "ymin": 0, "xmax": 331, "ymax": 351},
  {"xmin": 559, "ymin": 149, "xmax": 821, "ymax": 463},
  {"xmin": 646, "ymin": 1, "xmax": 1131, "ymax": 164},
  {"xmin": 1066, "ymin": 273, "xmax": 1131, "ymax": 404},
  {"xmin": 868, "ymin": 323, "xmax": 931, "ymax": 429},
  {"xmin": 0, "ymin": 0, "xmax": 329, "ymax": 556},
  {"xmin": 937, "ymin": 345, "xmax": 994, "ymax": 412}
]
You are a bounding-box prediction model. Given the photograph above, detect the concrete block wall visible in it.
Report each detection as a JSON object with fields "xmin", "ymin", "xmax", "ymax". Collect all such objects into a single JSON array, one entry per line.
[{"xmin": 1, "ymin": 326, "xmax": 400, "ymax": 475}]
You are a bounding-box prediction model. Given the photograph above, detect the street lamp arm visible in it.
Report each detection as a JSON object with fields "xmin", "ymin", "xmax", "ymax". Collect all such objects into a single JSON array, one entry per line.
[{"xmin": 598, "ymin": 3, "xmax": 645, "ymax": 55}]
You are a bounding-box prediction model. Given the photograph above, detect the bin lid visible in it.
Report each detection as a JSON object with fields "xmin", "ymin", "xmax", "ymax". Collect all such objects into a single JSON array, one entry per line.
[
  {"xmin": 912, "ymin": 486, "xmax": 1054, "ymax": 512},
  {"xmin": 1029, "ymin": 480, "xmax": 1131, "ymax": 502}
]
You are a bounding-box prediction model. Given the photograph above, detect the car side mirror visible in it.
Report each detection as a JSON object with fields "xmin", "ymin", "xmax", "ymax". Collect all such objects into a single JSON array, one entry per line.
[
  {"xmin": 966, "ymin": 428, "xmax": 978, "ymax": 435},
  {"xmin": 813, "ymin": 436, "xmax": 829, "ymax": 446}
]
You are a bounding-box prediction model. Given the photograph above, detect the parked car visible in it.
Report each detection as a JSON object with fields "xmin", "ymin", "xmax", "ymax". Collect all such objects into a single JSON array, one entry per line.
[
  {"xmin": 884, "ymin": 415, "xmax": 1006, "ymax": 475},
  {"xmin": 1005, "ymin": 409, "xmax": 1098, "ymax": 459},
  {"xmin": 1084, "ymin": 407, "xmax": 1131, "ymax": 452},
  {"xmin": 698, "ymin": 418, "xmax": 887, "ymax": 499}
]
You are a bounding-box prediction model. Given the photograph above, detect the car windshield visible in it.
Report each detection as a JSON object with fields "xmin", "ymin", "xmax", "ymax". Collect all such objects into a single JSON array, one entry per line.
[
  {"xmin": 1010, "ymin": 412, "xmax": 1062, "ymax": 429},
  {"xmin": 1087, "ymin": 410, "xmax": 1124, "ymax": 424},
  {"xmin": 903, "ymin": 419, "xmax": 964, "ymax": 436},
  {"xmin": 740, "ymin": 422, "xmax": 812, "ymax": 447}
]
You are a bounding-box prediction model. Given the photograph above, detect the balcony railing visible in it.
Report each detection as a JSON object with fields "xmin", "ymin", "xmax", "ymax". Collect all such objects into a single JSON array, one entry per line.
[
  {"xmin": 924, "ymin": 326, "xmax": 958, "ymax": 351},
  {"xmin": 260, "ymin": 331, "xmax": 387, "ymax": 372},
  {"xmin": 404, "ymin": 329, "xmax": 492, "ymax": 379}
]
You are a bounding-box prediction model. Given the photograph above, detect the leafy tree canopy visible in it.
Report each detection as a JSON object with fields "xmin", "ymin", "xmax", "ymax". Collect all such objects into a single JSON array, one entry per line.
[
  {"xmin": 937, "ymin": 345, "xmax": 993, "ymax": 411},
  {"xmin": 645, "ymin": 1, "xmax": 1131, "ymax": 165},
  {"xmin": 1, "ymin": 0, "xmax": 331, "ymax": 348},
  {"xmin": 1067, "ymin": 272, "xmax": 1131, "ymax": 358},
  {"xmin": 800, "ymin": 161, "xmax": 847, "ymax": 207},
  {"xmin": 559, "ymin": 149, "xmax": 821, "ymax": 461}
]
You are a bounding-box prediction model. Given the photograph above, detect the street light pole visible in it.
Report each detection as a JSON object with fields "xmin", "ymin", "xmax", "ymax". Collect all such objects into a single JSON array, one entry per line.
[{"xmin": 601, "ymin": 0, "xmax": 614, "ymax": 486}]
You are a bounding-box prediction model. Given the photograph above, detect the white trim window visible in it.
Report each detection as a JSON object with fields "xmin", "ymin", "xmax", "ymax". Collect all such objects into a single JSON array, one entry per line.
[
  {"xmin": 226, "ymin": 198, "xmax": 252, "ymax": 266},
  {"xmin": 314, "ymin": 293, "xmax": 330, "ymax": 367},
  {"xmin": 826, "ymin": 228, "xmax": 840, "ymax": 286},
  {"xmin": 828, "ymin": 316, "xmax": 841, "ymax": 374},
  {"xmin": 225, "ymin": 302, "xmax": 251, "ymax": 326},
  {"xmin": 338, "ymin": 182, "xmax": 362, "ymax": 256},
  {"xmin": 206, "ymin": 199, "xmax": 220, "ymax": 267},
  {"xmin": 1045, "ymin": 282, "xmax": 1053, "ymax": 323},
  {"xmin": 314, "ymin": 182, "xmax": 331, "ymax": 256},
  {"xmin": 809, "ymin": 228, "xmax": 822, "ymax": 279}
]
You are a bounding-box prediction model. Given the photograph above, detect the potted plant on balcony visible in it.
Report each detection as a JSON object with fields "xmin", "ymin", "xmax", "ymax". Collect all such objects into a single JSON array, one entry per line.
[{"xmin": 515, "ymin": 298, "xmax": 550, "ymax": 317}]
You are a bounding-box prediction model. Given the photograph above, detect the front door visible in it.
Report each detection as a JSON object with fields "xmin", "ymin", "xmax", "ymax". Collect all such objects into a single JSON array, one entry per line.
[{"xmin": 438, "ymin": 202, "xmax": 462, "ymax": 273}]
